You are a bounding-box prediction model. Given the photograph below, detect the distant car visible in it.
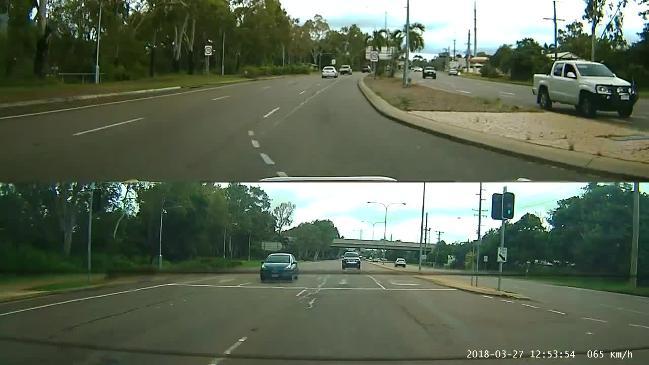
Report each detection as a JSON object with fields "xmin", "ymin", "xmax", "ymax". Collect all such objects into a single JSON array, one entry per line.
[
  {"xmin": 362, "ymin": 65, "xmax": 372, "ymax": 73},
  {"xmin": 423, "ymin": 67, "xmax": 437, "ymax": 79},
  {"xmin": 448, "ymin": 68, "xmax": 459, "ymax": 76},
  {"xmin": 321, "ymin": 66, "xmax": 338, "ymax": 78},
  {"xmin": 413, "ymin": 67, "xmax": 423, "ymax": 72},
  {"xmin": 339, "ymin": 65, "xmax": 352, "ymax": 75},
  {"xmin": 394, "ymin": 258, "xmax": 406, "ymax": 268},
  {"xmin": 342, "ymin": 251, "xmax": 361, "ymax": 270},
  {"xmin": 260, "ymin": 253, "xmax": 299, "ymax": 282}
]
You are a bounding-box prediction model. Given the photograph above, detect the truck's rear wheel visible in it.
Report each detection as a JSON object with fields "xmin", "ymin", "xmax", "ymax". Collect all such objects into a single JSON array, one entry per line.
[
  {"xmin": 539, "ymin": 89, "xmax": 552, "ymax": 110},
  {"xmin": 579, "ymin": 94, "xmax": 597, "ymax": 118}
]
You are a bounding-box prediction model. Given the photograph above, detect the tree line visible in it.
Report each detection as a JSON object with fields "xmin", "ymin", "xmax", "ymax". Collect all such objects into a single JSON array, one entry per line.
[
  {"xmin": 427, "ymin": 183, "xmax": 648, "ymax": 280},
  {"xmin": 0, "ymin": 182, "xmax": 339, "ymax": 272},
  {"xmin": 481, "ymin": 0, "xmax": 649, "ymax": 82},
  {"xmin": 0, "ymin": 0, "xmax": 392, "ymax": 82}
]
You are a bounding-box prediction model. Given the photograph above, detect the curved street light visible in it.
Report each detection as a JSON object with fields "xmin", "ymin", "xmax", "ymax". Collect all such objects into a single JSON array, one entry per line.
[{"xmin": 366, "ymin": 201, "xmax": 406, "ymax": 240}]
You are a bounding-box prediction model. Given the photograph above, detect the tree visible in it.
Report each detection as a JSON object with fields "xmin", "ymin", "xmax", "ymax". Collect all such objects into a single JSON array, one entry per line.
[
  {"xmin": 509, "ymin": 38, "xmax": 553, "ymax": 81},
  {"xmin": 488, "ymin": 44, "xmax": 513, "ymax": 74},
  {"xmin": 272, "ymin": 201, "xmax": 295, "ymax": 234}
]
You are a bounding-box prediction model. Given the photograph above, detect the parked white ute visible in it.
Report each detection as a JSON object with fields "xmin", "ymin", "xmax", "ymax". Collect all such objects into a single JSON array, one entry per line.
[{"xmin": 533, "ymin": 60, "xmax": 638, "ymax": 118}]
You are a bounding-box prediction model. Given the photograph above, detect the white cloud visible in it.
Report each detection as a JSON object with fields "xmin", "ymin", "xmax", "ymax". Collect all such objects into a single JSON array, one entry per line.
[{"xmin": 280, "ymin": 0, "xmax": 647, "ymax": 53}]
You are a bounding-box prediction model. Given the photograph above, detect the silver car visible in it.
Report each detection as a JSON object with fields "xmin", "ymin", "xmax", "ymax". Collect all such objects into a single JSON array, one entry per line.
[{"xmin": 321, "ymin": 66, "xmax": 338, "ymax": 78}]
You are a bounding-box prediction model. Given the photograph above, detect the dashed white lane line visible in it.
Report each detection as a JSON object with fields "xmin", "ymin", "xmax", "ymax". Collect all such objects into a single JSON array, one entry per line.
[
  {"xmin": 170, "ymin": 283, "xmax": 456, "ymax": 291},
  {"xmin": 207, "ymin": 336, "xmax": 247, "ymax": 364},
  {"xmin": 0, "ymin": 284, "xmax": 169, "ymax": 317},
  {"xmin": 237, "ymin": 282, "xmax": 251, "ymax": 287},
  {"xmin": 457, "ymin": 90, "xmax": 472, "ymax": 94},
  {"xmin": 521, "ymin": 303, "xmax": 539, "ymax": 309},
  {"xmin": 501, "ymin": 299, "xmax": 515, "ymax": 303},
  {"xmin": 248, "ymin": 130, "xmax": 254, "ymax": 137},
  {"xmin": 482, "ymin": 295, "xmax": 494, "ymax": 299},
  {"xmin": 499, "ymin": 91, "xmax": 516, "ymax": 96},
  {"xmin": 367, "ymin": 275, "xmax": 386, "ymax": 290},
  {"xmin": 548, "ymin": 309, "xmax": 566, "ymax": 315},
  {"xmin": 251, "ymin": 139, "xmax": 260, "ymax": 148},
  {"xmin": 260, "ymin": 153, "xmax": 275, "ymax": 165},
  {"xmin": 261, "ymin": 86, "xmax": 271, "ymax": 90},
  {"xmin": 629, "ymin": 323, "xmax": 649, "ymax": 330},
  {"xmin": 263, "ymin": 107, "xmax": 280, "ymax": 118},
  {"xmin": 582, "ymin": 317, "xmax": 607, "ymax": 323},
  {"xmin": 212, "ymin": 96, "xmax": 230, "ymax": 101},
  {"xmin": 299, "ymin": 90, "xmax": 306, "ymax": 95},
  {"xmin": 339, "ymin": 279, "xmax": 348, "ymax": 285},
  {"xmin": 73, "ymin": 117, "xmax": 144, "ymax": 136},
  {"xmin": 276, "ymin": 171, "xmax": 288, "ymax": 177},
  {"xmin": 296, "ymin": 289, "xmax": 307, "ymax": 297}
]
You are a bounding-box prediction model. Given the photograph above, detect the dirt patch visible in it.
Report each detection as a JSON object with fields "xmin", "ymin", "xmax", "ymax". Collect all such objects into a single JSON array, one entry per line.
[{"xmin": 364, "ymin": 77, "xmax": 528, "ymax": 112}]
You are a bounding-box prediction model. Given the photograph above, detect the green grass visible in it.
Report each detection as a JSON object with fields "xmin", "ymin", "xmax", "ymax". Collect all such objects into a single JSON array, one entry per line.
[
  {"xmin": 460, "ymin": 72, "xmax": 532, "ymax": 87},
  {"xmin": 638, "ymin": 88, "xmax": 648, "ymax": 99},
  {"xmin": 29, "ymin": 279, "xmax": 106, "ymax": 292},
  {"xmin": 0, "ymin": 74, "xmax": 248, "ymax": 104},
  {"xmin": 523, "ymin": 275, "xmax": 649, "ymax": 297}
]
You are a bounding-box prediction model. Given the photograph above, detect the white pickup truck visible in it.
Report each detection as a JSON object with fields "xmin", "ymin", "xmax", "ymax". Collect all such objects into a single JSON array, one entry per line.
[{"xmin": 533, "ymin": 60, "xmax": 638, "ymax": 118}]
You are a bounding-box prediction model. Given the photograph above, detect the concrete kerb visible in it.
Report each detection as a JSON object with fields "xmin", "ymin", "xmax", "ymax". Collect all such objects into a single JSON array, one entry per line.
[
  {"xmin": 365, "ymin": 261, "xmax": 530, "ymax": 300},
  {"xmin": 358, "ymin": 77, "xmax": 649, "ymax": 179}
]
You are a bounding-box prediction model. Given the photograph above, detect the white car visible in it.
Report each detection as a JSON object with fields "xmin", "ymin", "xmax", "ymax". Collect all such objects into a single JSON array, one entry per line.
[
  {"xmin": 448, "ymin": 68, "xmax": 459, "ymax": 76},
  {"xmin": 394, "ymin": 258, "xmax": 406, "ymax": 268},
  {"xmin": 412, "ymin": 67, "xmax": 423, "ymax": 72},
  {"xmin": 321, "ymin": 66, "xmax": 338, "ymax": 79},
  {"xmin": 339, "ymin": 65, "xmax": 352, "ymax": 75}
]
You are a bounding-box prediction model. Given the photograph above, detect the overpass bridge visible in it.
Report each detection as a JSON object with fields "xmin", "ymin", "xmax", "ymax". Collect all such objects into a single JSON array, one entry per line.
[{"xmin": 331, "ymin": 239, "xmax": 435, "ymax": 252}]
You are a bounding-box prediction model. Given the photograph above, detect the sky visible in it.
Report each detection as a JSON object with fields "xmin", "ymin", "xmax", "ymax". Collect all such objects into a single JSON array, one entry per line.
[
  {"xmin": 280, "ymin": 0, "xmax": 648, "ymax": 57},
  {"xmin": 245, "ymin": 182, "xmax": 646, "ymax": 244}
]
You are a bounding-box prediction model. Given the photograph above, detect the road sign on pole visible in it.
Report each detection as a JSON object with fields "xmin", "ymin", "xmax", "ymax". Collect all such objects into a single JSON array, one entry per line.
[
  {"xmin": 204, "ymin": 45, "xmax": 213, "ymax": 56},
  {"xmin": 497, "ymin": 247, "xmax": 507, "ymax": 263},
  {"xmin": 370, "ymin": 51, "xmax": 379, "ymax": 62},
  {"xmin": 483, "ymin": 255, "xmax": 488, "ymax": 263},
  {"xmin": 331, "ymin": 59, "xmax": 336, "ymax": 65}
]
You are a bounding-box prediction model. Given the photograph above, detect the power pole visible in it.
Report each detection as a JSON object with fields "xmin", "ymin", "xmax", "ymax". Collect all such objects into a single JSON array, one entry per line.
[
  {"xmin": 467, "ymin": 29, "xmax": 471, "ymax": 73},
  {"xmin": 591, "ymin": 0, "xmax": 598, "ymax": 61},
  {"xmin": 544, "ymin": 1, "xmax": 565, "ymax": 61},
  {"xmin": 630, "ymin": 182, "xmax": 640, "ymax": 288},
  {"xmin": 474, "ymin": 1, "xmax": 478, "ymax": 73},
  {"xmin": 453, "ymin": 39, "xmax": 456, "ymax": 60},
  {"xmin": 403, "ymin": 0, "xmax": 411, "ymax": 88},
  {"xmin": 87, "ymin": 184, "xmax": 95, "ymax": 283},
  {"xmin": 433, "ymin": 230, "xmax": 444, "ymax": 269},
  {"xmin": 95, "ymin": 2, "xmax": 102, "ymax": 84},
  {"xmin": 424, "ymin": 213, "xmax": 429, "ymax": 259},
  {"xmin": 418, "ymin": 183, "xmax": 426, "ymax": 272},
  {"xmin": 473, "ymin": 183, "xmax": 486, "ymax": 286}
]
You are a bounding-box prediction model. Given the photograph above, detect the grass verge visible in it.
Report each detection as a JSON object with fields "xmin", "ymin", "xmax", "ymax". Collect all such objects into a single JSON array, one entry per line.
[
  {"xmin": 523, "ymin": 275, "xmax": 649, "ymax": 297},
  {"xmin": 459, "ymin": 72, "xmax": 532, "ymax": 87},
  {"xmin": 0, "ymin": 74, "xmax": 247, "ymax": 104},
  {"xmin": 365, "ymin": 76, "xmax": 531, "ymax": 112}
]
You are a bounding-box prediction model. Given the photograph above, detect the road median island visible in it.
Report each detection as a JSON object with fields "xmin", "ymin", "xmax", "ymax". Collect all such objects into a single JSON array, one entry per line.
[{"xmin": 359, "ymin": 76, "xmax": 649, "ymax": 179}]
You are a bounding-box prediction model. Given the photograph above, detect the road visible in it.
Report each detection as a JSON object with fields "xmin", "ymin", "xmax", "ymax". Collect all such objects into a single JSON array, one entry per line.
[
  {"xmin": 1, "ymin": 260, "xmax": 648, "ymax": 364},
  {"xmin": 0, "ymin": 74, "xmax": 608, "ymax": 181},
  {"xmin": 415, "ymin": 72, "xmax": 649, "ymax": 130}
]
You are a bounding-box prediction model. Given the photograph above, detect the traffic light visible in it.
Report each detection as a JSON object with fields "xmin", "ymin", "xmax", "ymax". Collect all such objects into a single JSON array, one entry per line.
[
  {"xmin": 491, "ymin": 192, "xmax": 515, "ymax": 220},
  {"xmin": 503, "ymin": 192, "xmax": 515, "ymax": 220}
]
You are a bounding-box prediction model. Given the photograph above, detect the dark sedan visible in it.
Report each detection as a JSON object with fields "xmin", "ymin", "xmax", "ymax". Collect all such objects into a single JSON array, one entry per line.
[{"xmin": 260, "ymin": 253, "xmax": 299, "ymax": 282}]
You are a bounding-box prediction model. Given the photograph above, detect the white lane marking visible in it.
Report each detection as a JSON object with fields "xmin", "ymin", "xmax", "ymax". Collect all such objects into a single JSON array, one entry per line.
[
  {"xmin": 263, "ymin": 107, "xmax": 280, "ymax": 119},
  {"xmin": 296, "ymin": 289, "xmax": 307, "ymax": 297},
  {"xmin": 582, "ymin": 317, "xmax": 607, "ymax": 323},
  {"xmin": 272, "ymin": 79, "xmax": 341, "ymax": 128},
  {"xmin": 390, "ymin": 282, "xmax": 420, "ymax": 286},
  {"xmin": 73, "ymin": 117, "xmax": 144, "ymax": 136},
  {"xmin": 586, "ymin": 332, "xmax": 593, "ymax": 335},
  {"xmin": 261, "ymin": 86, "xmax": 271, "ymax": 90},
  {"xmin": 517, "ymin": 178, "xmax": 532, "ymax": 182},
  {"xmin": 248, "ymin": 130, "xmax": 254, "ymax": 137},
  {"xmin": 170, "ymin": 283, "xmax": 455, "ymax": 291},
  {"xmin": 367, "ymin": 275, "xmax": 386, "ymax": 290},
  {"xmin": 548, "ymin": 309, "xmax": 566, "ymax": 315},
  {"xmin": 0, "ymin": 82, "xmax": 247, "ymax": 120},
  {"xmin": 260, "ymin": 153, "xmax": 275, "ymax": 165},
  {"xmin": 499, "ymin": 92, "xmax": 516, "ymax": 96},
  {"xmin": 218, "ymin": 278, "xmax": 235, "ymax": 284},
  {"xmin": 629, "ymin": 323, "xmax": 649, "ymax": 330},
  {"xmin": 339, "ymin": 279, "xmax": 348, "ymax": 285},
  {"xmin": 212, "ymin": 96, "xmax": 230, "ymax": 101},
  {"xmin": 501, "ymin": 299, "xmax": 514, "ymax": 303},
  {"xmin": 276, "ymin": 171, "xmax": 288, "ymax": 177},
  {"xmin": 600, "ymin": 304, "xmax": 649, "ymax": 315},
  {"xmin": 251, "ymin": 140, "xmax": 260, "ymax": 148},
  {"xmin": 521, "ymin": 303, "xmax": 539, "ymax": 309},
  {"xmin": 307, "ymin": 298, "xmax": 317, "ymax": 309},
  {"xmin": 299, "ymin": 90, "xmax": 306, "ymax": 95},
  {"xmin": 207, "ymin": 334, "xmax": 247, "ymax": 365},
  {"xmin": 457, "ymin": 90, "xmax": 472, "ymax": 94},
  {"xmin": 0, "ymin": 284, "xmax": 169, "ymax": 317},
  {"xmin": 482, "ymin": 295, "xmax": 494, "ymax": 299},
  {"xmin": 237, "ymin": 282, "xmax": 250, "ymax": 287}
]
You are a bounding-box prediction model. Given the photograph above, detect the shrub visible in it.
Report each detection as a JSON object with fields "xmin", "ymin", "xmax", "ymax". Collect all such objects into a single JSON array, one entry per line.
[
  {"xmin": 242, "ymin": 64, "xmax": 311, "ymax": 78},
  {"xmin": 0, "ymin": 245, "xmax": 81, "ymax": 274},
  {"xmin": 480, "ymin": 64, "xmax": 500, "ymax": 78}
]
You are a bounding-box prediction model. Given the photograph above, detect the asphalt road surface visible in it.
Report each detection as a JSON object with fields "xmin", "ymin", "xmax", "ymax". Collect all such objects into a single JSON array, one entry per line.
[
  {"xmin": 1, "ymin": 260, "xmax": 648, "ymax": 364},
  {"xmin": 0, "ymin": 74, "xmax": 609, "ymax": 181},
  {"xmin": 415, "ymin": 72, "xmax": 649, "ymax": 131}
]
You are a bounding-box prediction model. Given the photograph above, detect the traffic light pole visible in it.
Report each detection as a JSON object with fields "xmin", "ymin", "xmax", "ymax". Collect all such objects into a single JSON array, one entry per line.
[{"xmin": 497, "ymin": 185, "xmax": 506, "ymax": 291}]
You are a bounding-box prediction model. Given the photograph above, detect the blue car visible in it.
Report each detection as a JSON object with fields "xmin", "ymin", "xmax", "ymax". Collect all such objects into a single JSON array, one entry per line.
[{"xmin": 260, "ymin": 253, "xmax": 299, "ymax": 282}]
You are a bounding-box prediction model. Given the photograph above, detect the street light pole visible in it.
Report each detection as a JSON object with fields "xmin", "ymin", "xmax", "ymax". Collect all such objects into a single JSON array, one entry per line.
[
  {"xmin": 158, "ymin": 200, "xmax": 165, "ymax": 270},
  {"xmin": 418, "ymin": 183, "xmax": 426, "ymax": 272},
  {"xmin": 368, "ymin": 202, "xmax": 406, "ymax": 240},
  {"xmin": 95, "ymin": 1, "xmax": 102, "ymax": 84},
  {"xmin": 630, "ymin": 182, "xmax": 640, "ymax": 288},
  {"xmin": 87, "ymin": 184, "xmax": 95, "ymax": 283}
]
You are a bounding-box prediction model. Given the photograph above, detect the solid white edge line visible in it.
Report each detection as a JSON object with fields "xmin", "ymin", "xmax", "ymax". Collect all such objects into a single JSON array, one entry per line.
[
  {"xmin": 629, "ymin": 323, "xmax": 649, "ymax": 329},
  {"xmin": 276, "ymin": 171, "xmax": 288, "ymax": 177},
  {"xmin": 457, "ymin": 90, "xmax": 472, "ymax": 94},
  {"xmin": 169, "ymin": 283, "xmax": 455, "ymax": 291},
  {"xmin": 582, "ymin": 317, "xmax": 607, "ymax": 323},
  {"xmin": 0, "ymin": 284, "xmax": 169, "ymax": 317},
  {"xmin": 260, "ymin": 153, "xmax": 275, "ymax": 165},
  {"xmin": 548, "ymin": 309, "xmax": 566, "ymax": 315},
  {"xmin": 73, "ymin": 117, "xmax": 144, "ymax": 136},
  {"xmin": 263, "ymin": 107, "xmax": 280, "ymax": 119},
  {"xmin": 366, "ymin": 275, "xmax": 386, "ymax": 290},
  {"xmin": 251, "ymin": 140, "xmax": 260, "ymax": 148}
]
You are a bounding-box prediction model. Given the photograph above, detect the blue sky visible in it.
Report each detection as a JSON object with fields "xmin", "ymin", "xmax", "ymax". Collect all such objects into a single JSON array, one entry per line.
[
  {"xmin": 245, "ymin": 182, "xmax": 646, "ymax": 244},
  {"xmin": 281, "ymin": 0, "xmax": 648, "ymax": 56}
]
